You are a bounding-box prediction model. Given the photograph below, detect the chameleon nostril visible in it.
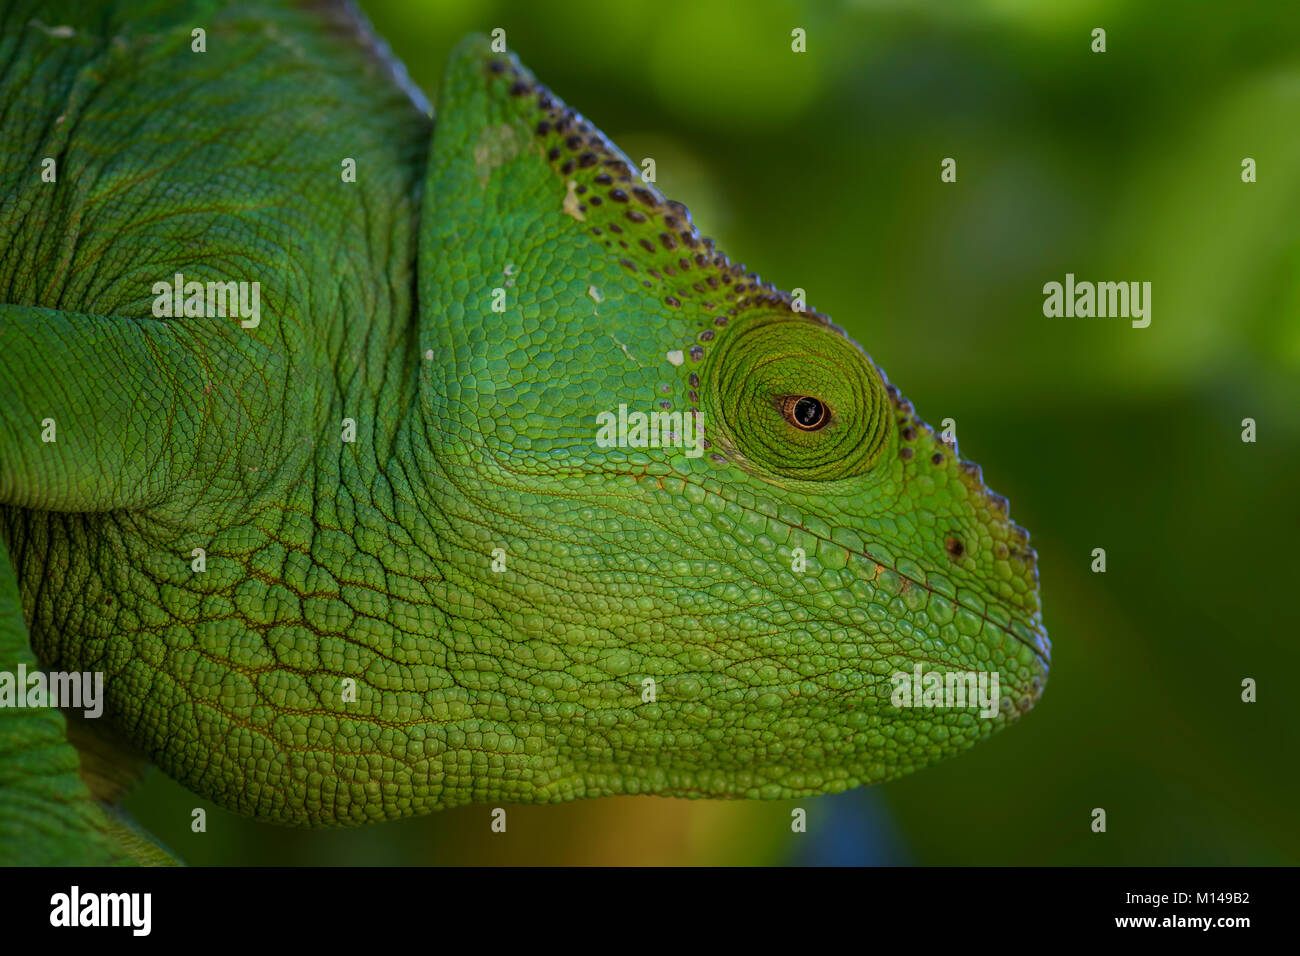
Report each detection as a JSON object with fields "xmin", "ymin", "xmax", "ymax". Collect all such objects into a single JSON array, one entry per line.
[{"xmin": 945, "ymin": 535, "xmax": 965, "ymax": 558}]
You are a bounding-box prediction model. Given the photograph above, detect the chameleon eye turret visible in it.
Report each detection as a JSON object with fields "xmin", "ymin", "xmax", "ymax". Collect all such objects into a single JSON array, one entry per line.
[{"xmin": 701, "ymin": 312, "xmax": 894, "ymax": 481}]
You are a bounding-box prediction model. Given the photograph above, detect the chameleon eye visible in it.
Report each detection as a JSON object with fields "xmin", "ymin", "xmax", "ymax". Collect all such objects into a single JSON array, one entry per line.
[
  {"xmin": 784, "ymin": 395, "xmax": 829, "ymax": 431},
  {"xmin": 702, "ymin": 313, "xmax": 891, "ymax": 482}
]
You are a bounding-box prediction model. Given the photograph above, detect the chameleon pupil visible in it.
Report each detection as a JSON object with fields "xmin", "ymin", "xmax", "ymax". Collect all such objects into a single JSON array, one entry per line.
[{"xmin": 792, "ymin": 396, "xmax": 827, "ymax": 430}]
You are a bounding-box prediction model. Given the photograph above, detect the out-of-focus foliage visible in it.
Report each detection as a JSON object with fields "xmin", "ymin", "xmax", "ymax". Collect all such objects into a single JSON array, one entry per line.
[{"xmin": 126, "ymin": 0, "xmax": 1300, "ymax": 865}]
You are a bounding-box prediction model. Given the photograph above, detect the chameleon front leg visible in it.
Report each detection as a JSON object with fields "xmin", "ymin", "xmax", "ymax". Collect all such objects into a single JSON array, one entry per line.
[
  {"xmin": 0, "ymin": 303, "xmax": 229, "ymax": 513},
  {"xmin": 0, "ymin": 304, "xmax": 195, "ymax": 862},
  {"xmin": 0, "ymin": 531, "xmax": 177, "ymax": 864}
]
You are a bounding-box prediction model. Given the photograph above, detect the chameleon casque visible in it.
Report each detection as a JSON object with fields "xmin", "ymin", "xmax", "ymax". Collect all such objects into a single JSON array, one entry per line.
[{"xmin": 0, "ymin": 0, "xmax": 1049, "ymax": 865}]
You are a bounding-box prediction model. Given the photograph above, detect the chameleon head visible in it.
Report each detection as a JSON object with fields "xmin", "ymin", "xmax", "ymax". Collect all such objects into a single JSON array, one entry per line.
[{"xmin": 416, "ymin": 37, "xmax": 1050, "ymax": 804}]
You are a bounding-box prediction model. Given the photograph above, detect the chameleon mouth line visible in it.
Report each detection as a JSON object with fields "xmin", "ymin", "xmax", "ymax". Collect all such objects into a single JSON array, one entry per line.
[
  {"xmin": 843, "ymin": 544, "xmax": 1049, "ymax": 667},
  {"xmin": 498, "ymin": 454, "xmax": 1052, "ymax": 668}
]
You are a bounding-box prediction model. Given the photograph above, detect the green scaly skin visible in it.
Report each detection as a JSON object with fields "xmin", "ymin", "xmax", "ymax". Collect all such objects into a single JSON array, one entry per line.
[{"xmin": 0, "ymin": 0, "xmax": 1048, "ymax": 864}]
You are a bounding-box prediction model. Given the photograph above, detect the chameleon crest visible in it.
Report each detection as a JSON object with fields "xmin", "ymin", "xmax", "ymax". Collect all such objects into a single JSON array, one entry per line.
[{"xmin": 0, "ymin": 1, "xmax": 1047, "ymax": 864}]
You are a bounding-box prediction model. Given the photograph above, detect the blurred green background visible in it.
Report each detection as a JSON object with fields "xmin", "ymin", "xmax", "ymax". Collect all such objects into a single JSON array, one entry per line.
[{"xmin": 125, "ymin": 0, "xmax": 1300, "ymax": 865}]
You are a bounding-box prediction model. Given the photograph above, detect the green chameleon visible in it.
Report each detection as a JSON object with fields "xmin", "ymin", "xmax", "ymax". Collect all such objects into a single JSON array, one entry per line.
[{"xmin": 0, "ymin": 0, "xmax": 1048, "ymax": 865}]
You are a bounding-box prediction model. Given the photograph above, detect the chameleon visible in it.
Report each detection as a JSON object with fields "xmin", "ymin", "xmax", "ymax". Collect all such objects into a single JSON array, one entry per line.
[{"xmin": 0, "ymin": 0, "xmax": 1049, "ymax": 865}]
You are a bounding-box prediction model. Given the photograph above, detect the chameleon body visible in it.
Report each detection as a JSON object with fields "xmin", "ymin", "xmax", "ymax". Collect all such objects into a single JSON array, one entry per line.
[{"xmin": 0, "ymin": 1, "xmax": 1048, "ymax": 864}]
